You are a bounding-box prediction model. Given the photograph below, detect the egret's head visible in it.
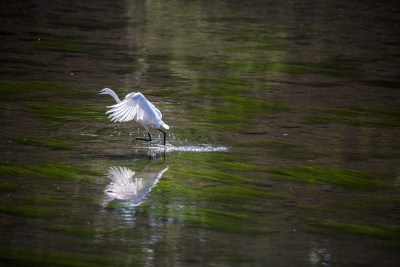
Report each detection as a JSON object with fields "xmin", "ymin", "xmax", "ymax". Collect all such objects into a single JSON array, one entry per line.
[{"xmin": 94, "ymin": 88, "xmax": 113, "ymax": 95}]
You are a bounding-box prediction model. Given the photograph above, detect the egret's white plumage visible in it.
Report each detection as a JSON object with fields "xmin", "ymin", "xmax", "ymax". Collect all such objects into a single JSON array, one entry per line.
[
  {"xmin": 106, "ymin": 92, "xmax": 169, "ymax": 131},
  {"xmin": 94, "ymin": 88, "xmax": 169, "ymax": 145}
]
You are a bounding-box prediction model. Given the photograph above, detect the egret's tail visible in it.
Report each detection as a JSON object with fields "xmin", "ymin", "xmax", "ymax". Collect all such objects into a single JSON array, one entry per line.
[{"xmin": 160, "ymin": 121, "xmax": 169, "ymax": 130}]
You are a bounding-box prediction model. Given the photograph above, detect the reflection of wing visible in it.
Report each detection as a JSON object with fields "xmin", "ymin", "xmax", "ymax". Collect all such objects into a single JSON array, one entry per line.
[
  {"xmin": 103, "ymin": 166, "xmax": 168, "ymax": 206},
  {"xmin": 105, "ymin": 167, "xmax": 141, "ymax": 200}
]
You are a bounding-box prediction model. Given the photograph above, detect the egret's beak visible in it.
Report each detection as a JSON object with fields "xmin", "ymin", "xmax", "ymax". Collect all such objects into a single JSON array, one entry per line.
[{"xmin": 92, "ymin": 91, "xmax": 101, "ymax": 96}]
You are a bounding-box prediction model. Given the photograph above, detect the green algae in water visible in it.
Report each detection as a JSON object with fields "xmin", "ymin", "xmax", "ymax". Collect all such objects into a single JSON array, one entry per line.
[
  {"xmin": 156, "ymin": 178, "xmax": 282, "ymax": 203},
  {"xmin": 344, "ymin": 198, "xmax": 400, "ymax": 216},
  {"xmin": 268, "ymin": 165, "xmax": 391, "ymax": 189},
  {"xmin": 9, "ymin": 136, "xmax": 74, "ymax": 150},
  {"xmin": 309, "ymin": 220, "xmax": 400, "ymax": 241},
  {"xmin": 267, "ymin": 62, "xmax": 354, "ymax": 77},
  {"xmin": 303, "ymin": 107, "xmax": 400, "ymax": 127},
  {"xmin": 231, "ymin": 34, "xmax": 288, "ymax": 51},
  {"xmin": 137, "ymin": 205, "xmax": 266, "ymax": 234},
  {"xmin": 223, "ymin": 94, "xmax": 290, "ymax": 112},
  {"xmin": 308, "ymin": 221, "xmax": 400, "ymax": 251},
  {"xmin": 0, "ymin": 247, "xmax": 129, "ymax": 267},
  {"xmin": 155, "ymin": 176, "xmax": 282, "ymax": 203},
  {"xmin": 202, "ymin": 184, "xmax": 283, "ymax": 202},
  {"xmin": 29, "ymin": 104, "xmax": 106, "ymax": 122},
  {"xmin": 46, "ymin": 225, "xmax": 137, "ymax": 239},
  {"xmin": 0, "ymin": 163, "xmax": 101, "ymax": 181},
  {"xmin": 236, "ymin": 138, "xmax": 317, "ymax": 160},
  {"xmin": 19, "ymin": 195, "xmax": 61, "ymax": 206},
  {"xmin": 237, "ymin": 139, "xmax": 297, "ymax": 148},
  {"xmin": 174, "ymin": 153, "xmax": 288, "ymax": 197},
  {"xmin": 0, "ymin": 182, "xmax": 18, "ymax": 192},
  {"xmin": 0, "ymin": 81, "xmax": 68, "ymax": 91},
  {"xmin": 191, "ymin": 58, "xmax": 355, "ymax": 77},
  {"xmin": 148, "ymin": 153, "xmax": 284, "ymax": 231},
  {"xmin": 180, "ymin": 74, "xmax": 293, "ymax": 131},
  {"xmin": 195, "ymin": 76, "xmax": 248, "ymax": 97},
  {"xmin": 32, "ymin": 35, "xmax": 120, "ymax": 55},
  {"xmin": 170, "ymin": 167, "xmax": 250, "ymax": 184},
  {"xmin": 0, "ymin": 205, "xmax": 61, "ymax": 219},
  {"xmin": 215, "ymin": 160, "xmax": 257, "ymax": 172},
  {"xmin": 109, "ymin": 154, "xmax": 273, "ymax": 240},
  {"xmin": 188, "ymin": 75, "xmax": 291, "ymax": 130},
  {"xmin": 268, "ymin": 147, "xmax": 317, "ymax": 161},
  {"xmin": 0, "ymin": 81, "xmax": 69, "ymax": 101},
  {"xmin": 190, "ymin": 95, "xmax": 290, "ymax": 130},
  {"xmin": 182, "ymin": 208, "xmax": 257, "ymax": 233},
  {"xmin": 178, "ymin": 152, "xmax": 257, "ymax": 172}
]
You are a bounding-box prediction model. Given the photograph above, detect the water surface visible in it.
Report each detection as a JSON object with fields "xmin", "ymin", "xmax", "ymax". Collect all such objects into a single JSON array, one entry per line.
[{"xmin": 0, "ymin": 1, "xmax": 399, "ymax": 266}]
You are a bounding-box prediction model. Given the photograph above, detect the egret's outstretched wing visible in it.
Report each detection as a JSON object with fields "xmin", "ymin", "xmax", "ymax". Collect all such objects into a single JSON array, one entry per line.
[{"xmin": 106, "ymin": 93, "xmax": 160, "ymax": 125}]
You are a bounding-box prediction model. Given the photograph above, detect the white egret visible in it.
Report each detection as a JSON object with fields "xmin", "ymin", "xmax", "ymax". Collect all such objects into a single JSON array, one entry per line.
[{"xmin": 94, "ymin": 88, "xmax": 169, "ymax": 145}]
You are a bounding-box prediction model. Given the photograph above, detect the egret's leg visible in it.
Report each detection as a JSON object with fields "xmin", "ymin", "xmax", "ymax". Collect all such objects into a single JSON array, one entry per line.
[
  {"xmin": 158, "ymin": 129, "xmax": 166, "ymax": 146},
  {"xmin": 136, "ymin": 132, "xmax": 152, "ymax": 142}
]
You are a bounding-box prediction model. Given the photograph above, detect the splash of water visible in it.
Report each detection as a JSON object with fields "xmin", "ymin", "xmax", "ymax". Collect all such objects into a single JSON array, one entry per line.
[
  {"xmin": 166, "ymin": 144, "xmax": 229, "ymax": 152},
  {"xmin": 136, "ymin": 144, "xmax": 229, "ymax": 153}
]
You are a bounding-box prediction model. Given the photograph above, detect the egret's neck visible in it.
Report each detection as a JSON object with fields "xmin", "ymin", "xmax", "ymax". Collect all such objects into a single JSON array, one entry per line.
[{"xmin": 108, "ymin": 90, "xmax": 121, "ymax": 103}]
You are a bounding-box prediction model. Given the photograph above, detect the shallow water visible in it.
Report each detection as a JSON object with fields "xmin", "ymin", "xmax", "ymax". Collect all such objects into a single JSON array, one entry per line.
[{"xmin": 1, "ymin": 0, "xmax": 399, "ymax": 266}]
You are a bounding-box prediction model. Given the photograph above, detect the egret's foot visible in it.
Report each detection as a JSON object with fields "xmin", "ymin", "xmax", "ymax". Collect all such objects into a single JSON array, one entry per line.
[{"xmin": 135, "ymin": 133, "xmax": 152, "ymax": 142}]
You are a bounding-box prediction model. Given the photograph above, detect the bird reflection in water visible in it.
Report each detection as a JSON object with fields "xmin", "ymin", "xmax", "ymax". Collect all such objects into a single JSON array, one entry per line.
[{"xmin": 102, "ymin": 166, "xmax": 168, "ymax": 207}]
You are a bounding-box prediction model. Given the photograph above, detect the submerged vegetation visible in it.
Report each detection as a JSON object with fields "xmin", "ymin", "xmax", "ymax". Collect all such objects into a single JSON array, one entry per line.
[
  {"xmin": 303, "ymin": 107, "xmax": 400, "ymax": 127},
  {"xmin": 0, "ymin": 1, "xmax": 398, "ymax": 265},
  {"xmin": 190, "ymin": 58, "xmax": 355, "ymax": 77},
  {"xmin": 268, "ymin": 165, "xmax": 392, "ymax": 189},
  {"xmin": 0, "ymin": 163, "xmax": 100, "ymax": 181},
  {"xmin": 46, "ymin": 225, "xmax": 137, "ymax": 239},
  {"xmin": 32, "ymin": 33, "xmax": 127, "ymax": 56},
  {"xmin": 309, "ymin": 220, "xmax": 400, "ymax": 249},
  {"xmin": 0, "ymin": 81, "xmax": 68, "ymax": 101},
  {"xmin": 188, "ymin": 76, "xmax": 291, "ymax": 130},
  {"xmin": 133, "ymin": 204, "xmax": 269, "ymax": 234},
  {"xmin": 29, "ymin": 104, "xmax": 106, "ymax": 122},
  {"xmin": 9, "ymin": 136, "xmax": 75, "ymax": 150},
  {"xmin": 0, "ymin": 205, "xmax": 61, "ymax": 219},
  {"xmin": 0, "ymin": 246, "xmax": 127, "ymax": 267}
]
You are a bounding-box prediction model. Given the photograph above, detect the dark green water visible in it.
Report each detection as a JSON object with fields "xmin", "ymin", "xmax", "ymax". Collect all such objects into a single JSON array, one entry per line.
[{"xmin": 1, "ymin": 1, "xmax": 399, "ymax": 266}]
